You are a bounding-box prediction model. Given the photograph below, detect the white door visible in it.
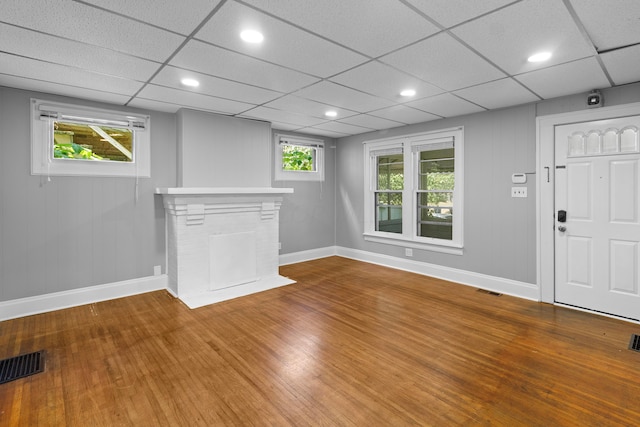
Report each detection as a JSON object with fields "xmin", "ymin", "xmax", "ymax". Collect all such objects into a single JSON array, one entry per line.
[{"xmin": 555, "ymin": 116, "xmax": 640, "ymax": 320}]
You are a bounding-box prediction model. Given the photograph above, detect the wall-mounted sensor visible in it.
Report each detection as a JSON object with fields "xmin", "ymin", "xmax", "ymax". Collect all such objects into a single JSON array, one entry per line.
[
  {"xmin": 512, "ymin": 173, "xmax": 527, "ymax": 184},
  {"xmin": 587, "ymin": 89, "xmax": 603, "ymax": 108}
]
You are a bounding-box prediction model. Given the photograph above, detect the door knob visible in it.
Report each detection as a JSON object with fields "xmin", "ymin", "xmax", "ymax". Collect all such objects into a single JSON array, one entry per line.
[{"xmin": 558, "ymin": 226, "xmax": 566, "ymax": 232}]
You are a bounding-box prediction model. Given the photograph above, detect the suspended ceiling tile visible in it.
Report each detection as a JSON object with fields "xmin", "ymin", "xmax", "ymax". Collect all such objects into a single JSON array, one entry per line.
[
  {"xmin": 404, "ymin": 0, "xmax": 516, "ymax": 28},
  {"xmin": 80, "ymin": 0, "xmax": 221, "ymax": 35},
  {"xmin": 298, "ymin": 127, "xmax": 349, "ymax": 138},
  {"xmin": 296, "ymin": 127, "xmax": 349, "ymax": 139},
  {"xmin": 369, "ymin": 104, "xmax": 441, "ymax": 124},
  {"xmin": 0, "ymin": 0, "xmax": 185, "ymax": 62},
  {"xmin": 195, "ymin": 1, "xmax": 367, "ymax": 78},
  {"xmin": 270, "ymin": 121, "xmax": 303, "ymax": 132},
  {"xmin": 0, "ymin": 74, "xmax": 131, "ymax": 106},
  {"xmin": 294, "ymin": 81, "xmax": 395, "ymax": 112},
  {"xmin": 126, "ymin": 98, "xmax": 183, "ymax": 113},
  {"xmin": 136, "ymin": 84, "xmax": 255, "ymax": 115},
  {"xmin": 406, "ymin": 93, "xmax": 485, "ymax": 117},
  {"xmin": 380, "ymin": 33, "xmax": 505, "ymax": 91},
  {"xmin": 0, "ymin": 53, "xmax": 144, "ymax": 96},
  {"xmin": 241, "ymin": 0, "xmax": 440, "ymax": 57},
  {"xmin": 454, "ymin": 78, "xmax": 540, "ymax": 109},
  {"xmin": 312, "ymin": 120, "xmax": 373, "ymax": 135},
  {"xmin": 338, "ymin": 114, "xmax": 405, "ymax": 131},
  {"xmin": 151, "ymin": 66, "xmax": 282, "ymax": 105},
  {"xmin": 570, "ymin": 0, "xmax": 640, "ymax": 51},
  {"xmin": 264, "ymin": 95, "xmax": 358, "ymax": 120},
  {"xmin": 0, "ymin": 23, "xmax": 160, "ymax": 82},
  {"xmin": 240, "ymin": 106, "xmax": 328, "ymax": 127},
  {"xmin": 329, "ymin": 61, "xmax": 444, "ymax": 101},
  {"xmin": 600, "ymin": 45, "xmax": 640, "ymax": 86},
  {"xmin": 170, "ymin": 40, "xmax": 319, "ymax": 93},
  {"xmin": 515, "ymin": 57, "xmax": 611, "ymax": 99},
  {"xmin": 452, "ymin": 0, "xmax": 595, "ymax": 75}
]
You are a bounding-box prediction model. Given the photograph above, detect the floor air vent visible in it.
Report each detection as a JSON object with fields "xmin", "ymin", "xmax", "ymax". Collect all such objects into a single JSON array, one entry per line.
[
  {"xmin": 477, "ymin": 289, "xmax": 502, "ymax": 296},
  {"xmin": 629, "ymin": 334, "xmax": 640, "ymax": 352},
  {"xmin": 0, "ymin": 350, "xmax": 46, "ymax": 384}
]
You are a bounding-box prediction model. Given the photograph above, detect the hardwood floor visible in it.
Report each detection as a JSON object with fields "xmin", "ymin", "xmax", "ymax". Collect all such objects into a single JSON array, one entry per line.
[{"xmin": 2, "ymin": 256, "xmax": 640, "ymax": 426}]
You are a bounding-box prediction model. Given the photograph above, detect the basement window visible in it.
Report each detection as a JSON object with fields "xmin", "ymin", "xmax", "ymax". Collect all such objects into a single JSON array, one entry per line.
[
  {"xmin": 274, "ymin": 134, "xmax": 325, "ymax": 181},
  {"xmin": 31, "ymin": 98, "xmax": 150, "ymax": 177}
]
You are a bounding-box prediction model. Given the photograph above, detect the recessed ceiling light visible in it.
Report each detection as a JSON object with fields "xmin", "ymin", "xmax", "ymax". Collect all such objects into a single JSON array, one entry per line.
[
  {"xmin": 240, "ymin": 29, "xmax": 264, "ymax": 44},
  {"xmin": 325, "ymin": 110, "xmax": 338, "ymax": 118},
  {"xmin": 400, "ymin": 89, "xmax": 416, "ymax": 97},
  {"xmin": 527, "ymin": 51, "xmax": 552, "ymax": 63},
  {"xmin": 181, "ymin": 78, "xmax": 199, "ymax": 87}
]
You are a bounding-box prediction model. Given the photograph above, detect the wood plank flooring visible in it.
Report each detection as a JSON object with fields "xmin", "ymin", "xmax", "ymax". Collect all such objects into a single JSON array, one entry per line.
[{"xmin": 2, "ymin": 256, "xmax": 640, "ymax": 426}]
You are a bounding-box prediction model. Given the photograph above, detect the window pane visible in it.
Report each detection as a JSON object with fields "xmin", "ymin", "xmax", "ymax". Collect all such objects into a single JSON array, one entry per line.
[
  {"xmin": 54, "ymin": 121, "xmax": 132, "ymax": 162},
  {"xmin": 376, "ymin": 192, "xmax": 402, "ymax": 233},
  {"xmin": 419, "ymin": 149, "xmax": 454, "ymax": 191},
  {"xmin": 282, "ymin": 144, "xmax": 316, "ymax": 171},
  {"xmin": 416, "ymin": 147, "xmax": 454, "ymax": 241},
  {"xmin": 377, "ymin": 154, "xmax": 403, "ymax": 190}
]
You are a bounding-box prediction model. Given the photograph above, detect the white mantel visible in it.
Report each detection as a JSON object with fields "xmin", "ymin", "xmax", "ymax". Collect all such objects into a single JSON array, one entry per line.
[{"xmin": 156, "ymin": 187, "xmax": 294, "ymax": 308}]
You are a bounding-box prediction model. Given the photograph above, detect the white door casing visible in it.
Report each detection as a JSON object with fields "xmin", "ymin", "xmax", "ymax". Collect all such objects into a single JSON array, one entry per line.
[
  {"xmin": 537, "ymin": 102, "xmax": 640, "ymax": 319},
  {"xmin": 554, "ymin": 117, "xmax": 640, "ymax": 320}
]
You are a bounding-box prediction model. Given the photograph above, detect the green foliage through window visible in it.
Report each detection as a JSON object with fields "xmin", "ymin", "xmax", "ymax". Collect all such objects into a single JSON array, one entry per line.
[
  {"xmin": 282, "ymin": 145, "xmax": 315, "ymax": 171},
  {"xmin": 54, "ymin": 142, "xmax": 104, "ymax": 160}
]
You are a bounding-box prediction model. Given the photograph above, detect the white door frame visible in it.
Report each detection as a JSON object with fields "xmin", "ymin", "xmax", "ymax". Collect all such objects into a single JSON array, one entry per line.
[{"xmin": 536, "ymin": 101, "xmax": 640, "ymax": 304}]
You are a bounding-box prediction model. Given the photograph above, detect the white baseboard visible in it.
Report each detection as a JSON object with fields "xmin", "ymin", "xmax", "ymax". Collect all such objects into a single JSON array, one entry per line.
[
  {"xmin": 279, "ymin": 246, "xmax": 337, "ymax": 266},
  {"xmin": 277, "ymin": 245, "xmax": 539, "ymax": 301},
  {"xmin": 335, "ymin": 247, "xmax": 540, "ymax": 301},
  {"xmin": 1, "ymin": 246, "xmax": 539, "ymax": 322},
  {"xmin": 0, "ymin": 274, "xmax": 168, "ymax": 322}
]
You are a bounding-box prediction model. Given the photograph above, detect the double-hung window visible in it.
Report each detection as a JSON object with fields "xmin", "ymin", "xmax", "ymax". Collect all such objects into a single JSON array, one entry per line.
[
  {"xmin": 31, "ymin": 98, "xmax": 151, "ymax": 177},
  {"xmin": 364, "ymin": 127, "xmax": 464, "ymax": 255},
  {"xmin": 274, "ymin": 134, "xmax": 325, "ymax": 182}
]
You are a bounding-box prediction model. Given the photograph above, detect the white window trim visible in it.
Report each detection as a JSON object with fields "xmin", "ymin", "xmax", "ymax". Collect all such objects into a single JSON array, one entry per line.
[
  {"xmin": 31, "ymin": 98, "xmax": 151, "ymax": 178},
  {"xmin": 274, "ymin": 133, "xmax": 325, "ymax": 182},
  {"xmin": 363, "ymin": 127, "xmax": 464, "ymax": 255}
]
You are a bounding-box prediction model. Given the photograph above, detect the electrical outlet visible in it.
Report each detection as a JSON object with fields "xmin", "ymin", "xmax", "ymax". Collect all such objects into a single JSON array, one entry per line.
[
  {"xmin": 153, "ymin": 265, "xmax": 162, "ymax": 276},
  {"xmin": 405, "ymin": 248, "xmax": 413, "ymax": 257},
  {"xmin": 511, "ymin": 187, "xmax": 527, "ymax": 198},
  {"xmin": 278, "ymin": 242, "xmax": 282, "ymax": 250}
]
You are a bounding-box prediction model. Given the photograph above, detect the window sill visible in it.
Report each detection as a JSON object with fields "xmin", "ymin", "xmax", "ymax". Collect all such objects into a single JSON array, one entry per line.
[{"xmin": 363, "ymin": 232, "xmax": 464, "ymax": 256}]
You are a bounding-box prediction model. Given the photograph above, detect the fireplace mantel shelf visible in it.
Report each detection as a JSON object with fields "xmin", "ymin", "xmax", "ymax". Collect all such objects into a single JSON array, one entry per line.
[{"xmin": 155, "ymin": 187, "xmax": 293, "ymax": 195}]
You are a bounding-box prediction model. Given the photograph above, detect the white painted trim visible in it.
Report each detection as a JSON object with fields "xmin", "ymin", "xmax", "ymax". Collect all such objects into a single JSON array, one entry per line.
[
  {"xmin": 0, "ymin": 275, "xmax": 168, "ymax": 322},
  {"xmin": 278, "ymin": 245, "xmax": 538, "ymax": 300},
  {"xmin": 536, "ymin": 101, "xmax": 640, "ymax": 304},
  {"xmin": 279, "ymin": 246, "xmax": 337, "ymax": 266},
  {"xmin": 336, "ymin": 246, "xmax": 539, "ymax": 300}
]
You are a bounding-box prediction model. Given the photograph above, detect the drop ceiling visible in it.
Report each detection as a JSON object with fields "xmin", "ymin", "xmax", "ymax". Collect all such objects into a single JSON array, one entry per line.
[{"xmin": 1, "ymin": 0, "xmax": 639, "ymax": 138}]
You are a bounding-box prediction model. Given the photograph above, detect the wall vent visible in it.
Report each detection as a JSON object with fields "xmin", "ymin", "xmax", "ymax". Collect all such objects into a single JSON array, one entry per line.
[{"xmin": 629, "ymin": 334, "xmax": 640, "ymax": 352}]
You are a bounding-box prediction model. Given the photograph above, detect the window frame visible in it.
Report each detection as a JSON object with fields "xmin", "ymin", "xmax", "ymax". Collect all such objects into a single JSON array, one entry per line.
[
  {"xmin": 363, "ymin": 127, "xmax": 464, "ymax": 255},
  {"xmin": 274, "ymin": 133, "xmax": 325, "ymax": 182},
  {"xmin": 31, "ymin": 98, "xmax": 151, "ymax": 177}
]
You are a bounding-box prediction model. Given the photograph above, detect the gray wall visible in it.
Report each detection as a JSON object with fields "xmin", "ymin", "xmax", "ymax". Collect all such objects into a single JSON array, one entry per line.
[
  {"xmin": 335, "ymin": 82, "xmax": 640, "ymax": 285},
  {"xmin": 3, "ymin": 81, "xmax": 639, "ymax": 303},
  {"xmin": 177, "ymin": 109, "xmax": 271, "ymax": 187},
  {"xmin": 0, "ymin": 86, "xmax": 176, "ymax": 301},
  {"xmin": 336, "ymin": 104, "xmax": 537, "ymax": 284},
  {"xmin": 272, "ymin": 130, "xmax": 337, "ymax": 254}
]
